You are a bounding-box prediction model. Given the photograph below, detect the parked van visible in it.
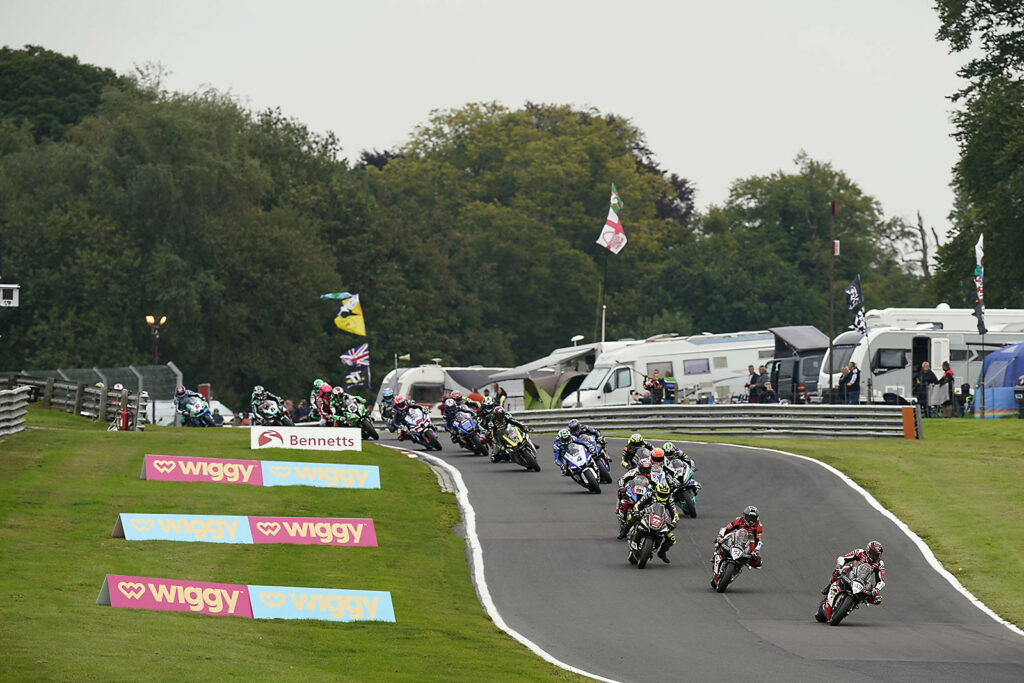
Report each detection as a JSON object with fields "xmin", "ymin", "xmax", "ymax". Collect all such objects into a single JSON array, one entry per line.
[
  {"xmin": 765, "ymin": 326, "xmax": 829, "ymax": 404},
  {"xmin": 563, "ymin": 331, "xmax": 775, "ymax": 407},
  {"xmin": 819, "ymin": 305, "xmax": 1024, "ymax": 403}
]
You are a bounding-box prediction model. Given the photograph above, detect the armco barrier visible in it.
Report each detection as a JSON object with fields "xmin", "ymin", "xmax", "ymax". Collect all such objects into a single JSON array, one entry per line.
[
  {"xmin": 4, "ymin": 374, "xmax": 146, "ymax": 428},
  {"xmin": 0, "ymin": 385, "xmax": 30, "ymax": 437},
  {"xmin": 518, "ymin": 403, "xmax": 922, "ymax": 439}
]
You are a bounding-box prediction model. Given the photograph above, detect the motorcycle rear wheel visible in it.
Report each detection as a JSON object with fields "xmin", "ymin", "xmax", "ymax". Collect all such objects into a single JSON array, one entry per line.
[
  {"xmin": 637, "ymin": 536, "xmax": 654, "ymax": 569},
  {"xmin": 597, "ymin": 458, "xmax": 612, "ymax": 484},
  {"xmin": 814, "ymin": 598, "xmax": 828, "ymax": 623},
  {"xmin": 829, "ymin": 594, "xmax": 857, "ymax": 625},
  {"xmin": 681, "ymin": 489, "xmax": 697, "ymax": 518},
  {"xmin": 716, "ymin": 561, "xmax": 736, "ymax": 593}
]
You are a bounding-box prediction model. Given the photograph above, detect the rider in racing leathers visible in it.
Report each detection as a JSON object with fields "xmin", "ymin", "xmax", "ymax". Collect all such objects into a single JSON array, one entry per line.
[
  {"xmin": 552, "ymin": 428, "xmax": 596, "ymax": 474},
  {"xmin": 823, "ymin": 541, "xmax": 886, "ymax": 604},
  {"xmin": 715, "ymin": 506, "xmax": 764, "ymax": 569},
  {"xmin": 616, "ymin": 456, "xmax": 653, "ymax": 537},
  {"xmin": 380, "ymin": 388, "xmax": 396, "ymax": 431},
  {"xmin": 250, "ymin": 384, "xmax": 286, "ymax": 425},
  {"xmin": 486, "ymin": 406, "xmax": 530, "ymax": 463},
  {"xmin": 390, "ymin": 395, "xmax": 428, "ymax": 441},
  {"xmin": 621, "ymin": 432, "xmax": 657, "ymax": 469},
  {"xmin": 310, "ymin": 383, "xmax": 334, "ymax": 424},
  {"xmin": 625, "ymin": 481, "xmax": 679, "ymax": 563}
]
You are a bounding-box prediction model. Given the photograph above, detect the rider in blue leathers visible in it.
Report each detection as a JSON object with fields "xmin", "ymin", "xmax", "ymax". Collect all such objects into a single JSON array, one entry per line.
[
  {"xmin": 552, "ymin": 427, "xmax": 596, "ymax": 475},
  {"xmin": 173, "ymin": 384, "xmax": 213, "ymax": 426}
]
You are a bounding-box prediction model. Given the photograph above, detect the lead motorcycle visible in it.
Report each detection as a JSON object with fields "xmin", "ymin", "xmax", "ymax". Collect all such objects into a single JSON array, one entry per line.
[
  {"xmin": 180, "ymin": 394, "xmax": 215, "ymax": 427},
  {"xmin": 403, "ymin": 407, "xmax": 442, "ymax": 451},
  {"xmin": 616, "ymin": 474, "xmax": 652, "ymax": 539},
  {"xmin": 561, "ymin": 442, "xmax": 602, "ymax": 493},
  {"xmin": 710, "ymin": 528, "xmax": 754, "ymax": 593},
  {"xmin": 815, "ymin": 560, "xmax": 880, "ymax": 625},
  {"xmin": 577, "ymin": 433, "xmax": 612, "ymax": 483},
  {"xmin": 626, "ymin": 500, "xmax": 673, "ymax": 569},
  {"xmin": 665, "ymin": 457, "xmax": 701, "ymax": 518},
  {"xmin": 254, "ymin": 397, "xmax": 293, "ymax": 427},
  {"xmin": 495, "ymin": 422, "xmax": 540, "ymax": 471}
]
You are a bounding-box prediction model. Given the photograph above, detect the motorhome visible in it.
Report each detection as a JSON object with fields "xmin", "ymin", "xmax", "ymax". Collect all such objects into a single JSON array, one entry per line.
[
  {"xmin": 819, "ymin": 305, "xmax": 1024, "ymax": 404},
  {"xmin": 765, "ymin": 326, "xmax": 829, "ymax": 404},
  {"xmin": 563, "ymin": 331, "xmax": 776, "ymax": 408},
  {"xmin": 373, "ymin": 364, "xmax": 522, "ymax": 418}
]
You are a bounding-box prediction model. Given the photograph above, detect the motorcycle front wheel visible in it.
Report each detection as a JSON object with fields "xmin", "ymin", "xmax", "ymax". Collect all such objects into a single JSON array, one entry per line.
[
  {"xmin": 716, "ymin": 561, "xmax": 736, "ymax": 593},
  {"xmin": 681, "ymin": 489, "xmax": 697, "ymax": 518},
  {"xmin": 637, "ymin": 536, "xmax": 654, "ymax": 569},
  {"xmin": 361, "ymin": 417, "xmax": 379, "ymax": 440},
  {"xmin": 426, "ymin": 432, "xmax": 442, "ymax": 450},
  {"xmin": 583, "ymin": 469, "xmax": 601, "ymax": 494},
  {"xmin": 520, "ymin": 446, "xmax": 540, "ymax": 471},
  {"xmin": 829, "ymin": 594, "xmax": 857, "ymax": 626}
]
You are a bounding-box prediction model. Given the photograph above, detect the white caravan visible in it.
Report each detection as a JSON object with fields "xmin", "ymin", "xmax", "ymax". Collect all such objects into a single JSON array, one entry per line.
[
  {"xmin": 563, "ymin": 331, "xmax": 776, "ymax": 407},
  {"xmin": 819, "ymin": 305, "xmax": 1024, "ymax": 403},
  {"xmin": 373, "ymin": 364, "xmax": 522, "ymax": 418}
]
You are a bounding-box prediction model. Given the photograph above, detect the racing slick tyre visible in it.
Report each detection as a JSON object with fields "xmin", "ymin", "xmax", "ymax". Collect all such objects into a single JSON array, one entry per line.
[
  {"xmin": 829, "ymin": 594, "xmax": 856, "ymax": 626},
  {"xmin": 637, "ymin": 536, "xmax": 654, "ymax": 569}
]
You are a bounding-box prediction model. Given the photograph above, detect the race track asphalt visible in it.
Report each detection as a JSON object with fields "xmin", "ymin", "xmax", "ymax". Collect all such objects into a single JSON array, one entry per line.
[{"xmin": 381, "ymin": 433, "xmax": 1024, "ymax": 682}]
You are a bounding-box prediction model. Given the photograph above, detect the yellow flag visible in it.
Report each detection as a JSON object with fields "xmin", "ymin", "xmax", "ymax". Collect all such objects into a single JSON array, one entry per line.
[{"xmin": 333, "ymin": 294, "xmax": 366, "ymax": 335}]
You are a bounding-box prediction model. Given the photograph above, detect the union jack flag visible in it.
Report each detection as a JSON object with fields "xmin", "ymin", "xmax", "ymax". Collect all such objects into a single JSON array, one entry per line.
[{"xmin": 340, "ymin": 343, "xmax": 370, "ymax": 367}]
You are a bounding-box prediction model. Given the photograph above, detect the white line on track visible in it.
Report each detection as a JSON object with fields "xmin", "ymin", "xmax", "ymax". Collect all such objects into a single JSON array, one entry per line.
[{"xmin": 381, "ymin": 444, "xmax": 621, "ymax": 683}]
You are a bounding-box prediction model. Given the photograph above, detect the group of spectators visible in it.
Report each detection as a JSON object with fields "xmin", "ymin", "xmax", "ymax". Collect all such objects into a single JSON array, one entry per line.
[
  {"xmin": 629, "ymin": 369, "xmax": 671, "ymax": 404},
  {"xmin": 745, "ymin": 365, "xmax": 779, "ymax": 403},
  {"xmin": 914, "ymin": 360, "xmax": 957, "ymax": 417}
]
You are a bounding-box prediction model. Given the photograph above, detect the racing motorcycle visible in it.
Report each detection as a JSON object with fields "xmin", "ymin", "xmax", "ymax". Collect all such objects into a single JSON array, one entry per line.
[
  {"xmin": 403, "ymin": 407, "xmax": 442, "ymax": 450},
  {"xmin": 577, "ymin": 433, "xmax": 612, "ymax": 483},
  {"xmin": 337, "ymin": 398, "xmax": 379, "ymax": 440},
  {"xmin": 451, "ymin": 410, "xmax": 488, "ymax": 456},
  {"xmin": 180, "ymin": 395, "xmax": 215, "ymax": 427},
  {"xmin": 626, "ymin": 500, "xmax": 673, "ymax": 569},
  {"xmin": 561, "ymin": 441, "xmax": 602, "ymax": 493},
  {"xmin": 495, "ymin": 422, "xmax": 540, "ymax": 471},
  {"xmin": 710, "ymin": 528, "xmax": 754, "ymax": 592},
  {"xmin": 616, "ymin": 474, "xmax": 652, "ymax": 539},
  {"xmin": 665, "ymin": 457, "xmax": 701, "ymax": 518},
  {"xmin": 255, "ymin": 397, "xmax": 294, "ymax": 427},
  {"xmin": 815, "ymin": 560, "xmax": 879, "ymax": 625}
]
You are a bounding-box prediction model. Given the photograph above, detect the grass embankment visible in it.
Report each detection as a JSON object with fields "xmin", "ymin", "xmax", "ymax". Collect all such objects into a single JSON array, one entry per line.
[
  {"xmin": 0, "ymin": 408, "xmax": 583, "ymax": 681},
  {"xmin": 629, "ymin": 419, "xmax": 1024, "ymax": 628}
]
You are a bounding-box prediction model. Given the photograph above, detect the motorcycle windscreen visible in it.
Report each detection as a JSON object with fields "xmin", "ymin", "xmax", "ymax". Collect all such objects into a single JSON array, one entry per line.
[{"xmin": 565, "ymin": 444, "xmax": 589, "ymax": 467}]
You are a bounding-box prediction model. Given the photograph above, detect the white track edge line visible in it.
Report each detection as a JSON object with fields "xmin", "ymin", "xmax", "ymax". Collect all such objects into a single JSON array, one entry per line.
[
  {"xmin": 381, "ymin": 444, "xmax": 621, "ymax": 683},
  {"xmin": 704, "ymin": 441, "xmax": 1024, "ymax": 638}
]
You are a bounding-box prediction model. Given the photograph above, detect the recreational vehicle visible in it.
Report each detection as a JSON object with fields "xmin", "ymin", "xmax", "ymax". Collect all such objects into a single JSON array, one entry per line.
[
  {"xmin": 563, "ymin": 331, "xmax": 776, "ymax": 408},
  {"xmin": 372, "ymin": 364, "xmax": 522, "ymax": 418},
  {"xmin": 819, "ymin": 305, "xmax": 1024, "ymax": 404},
  {"xmin": 765, "ymin": 326, "xmax": 830, "ymax": 404}
]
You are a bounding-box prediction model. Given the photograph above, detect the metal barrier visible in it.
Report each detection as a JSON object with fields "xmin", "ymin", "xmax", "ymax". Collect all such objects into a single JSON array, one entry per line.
[
  {"xmin": 4, "ymin": 375, "xmax": 147, "ymax": 430},
  {"xmin": 0, "ymin": 385, "xmax": 31, "ymax": 437},
  {"xmin": 518, "ymin": 403, "xmax": 920, "ymax": 439}
]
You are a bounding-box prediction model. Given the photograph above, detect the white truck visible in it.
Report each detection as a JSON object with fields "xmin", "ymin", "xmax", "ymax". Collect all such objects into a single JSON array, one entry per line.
[
  {"xmin": 562, "ymin": 330, "xmax": 776, "ymax": 407},
  {"xmin": 819, "ymin": 305, "xmax": 1024, "ymax": 404}
]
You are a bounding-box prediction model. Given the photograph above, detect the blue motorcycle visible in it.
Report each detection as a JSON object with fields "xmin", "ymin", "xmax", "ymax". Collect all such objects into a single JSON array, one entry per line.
[
  {"xmin": 562, "ymin": 442, "xmax": 602, "ymax": 494},
  {"xmin": 180, "ymin": 395, "xmax": 215, "ymax": 427},
  {"xmin": 452, "ymin": 410, "xmax": 488, "ymax": 456}
]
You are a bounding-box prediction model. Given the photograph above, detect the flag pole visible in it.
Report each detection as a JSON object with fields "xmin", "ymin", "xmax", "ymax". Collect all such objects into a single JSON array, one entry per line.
[
  {"xmin": 601, "ymin": 252, "xmax": 608, "ymax": 344},
  {"xmin": 828, "ymin": 201, "xmax": 836, "ymax": 403}
]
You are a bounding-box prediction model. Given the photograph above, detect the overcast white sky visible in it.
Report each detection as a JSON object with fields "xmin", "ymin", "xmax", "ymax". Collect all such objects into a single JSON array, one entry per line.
[{"xmin": 2, "ymin": 0, "xmax": 967, "ymax": 236}]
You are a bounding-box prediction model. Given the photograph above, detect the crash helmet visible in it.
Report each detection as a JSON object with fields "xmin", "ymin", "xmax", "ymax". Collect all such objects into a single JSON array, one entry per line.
[
  {"xmin": 567, "ymin": 418, "xmax": 582, "ymax": 435},
  {"xmin": 382, "ymin": 388, "xmax": 394, "ymax": 400},
  {"xmin": 254, "ymin": 385, "xmax": 266, "ymax": 399},
  {"xmin": 95, "ymin": 382, "xmax": 104, "ymax": 389},
  {"xmin": 174, "ymin": 385, "xmax": 185, "ymax": 398},
  {"xmin": 557, "ymin": 427, "xmax": 572, "ymax": 444},
  {"xmin": 654, "ymin": 481, "xmax": 671, "ymax": 503},
  {"xmin": 393, "ymin": 395, "xmax": 407, "ymax": 410},
  {"xmin": 662, "ymin": 442, "xmax": 679, "ymax": 458},
  {"xmin": 650, "ymin": 447, "xmax": 665, "ymax": 467},
  {"xmin": 628, "ymin": 433, "xmax": 644, "ymax": 447},
  {"xmin": 332, "ymin": 386, "xmax": 346, "ymax": 399},
  {"xmin": 637, "ymin": 457, "xmax": 652, "ymax": 477},
  {"xmin": 866, "ymin": 541, "xmax": 883, "ymax": 561},
  {"xmin": 319, "ymin": 383, "xmax": 333, "ymax": 396},
  {"xmin": 113, "ymin": 382, "xmax": 125, "ymax": 391},
  {"xmin": 313, "ymin": 379, "xmax": 324, "ymax": 389},
  {"xmin": 482, "ymin": 395, "xmax": 494, "ymax": 408},
  {"xmin": 450, "ymin": 391, "xmax": 463, "ymax": 403},
  {"xmin": 492, "ymin": 406, "xmax": 506, "ymax": 422},
  {"xmin": 742, "ymin": 505, "xmax": 759, "ymax": 524},
  {"xmin": 444, "ymin": 398, "xmax": 456, "ymax": 409}
]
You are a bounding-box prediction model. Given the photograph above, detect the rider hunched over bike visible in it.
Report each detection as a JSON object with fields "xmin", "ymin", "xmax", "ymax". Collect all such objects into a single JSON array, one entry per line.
[
  {"xmin": 662, "ymin": 441, "xmax": 696, "ymax": 471},
  {"xmin": 487, "ymin": 405, "xmax": 529, "ymax": 463},
  {"xmin": 823, "ymin": 541, "xmax": 885, "ymax": 604},
  {"xmin": 567, "ymin": 418, "xmax": 603, "ymax": 443},
  {"xmin": 715, "ymin": 506, "xmax": 764, "ymax": 572},
  {"xmin": 625, "ymin": 480, "xmax": 679, "ymax": 563},
  {"xmin": 173, "ymin": 384, "xmax": 212, "ymax": 426},
  {"xmin": 621, "ymin": 432, "xmax": 656, "ymax": 469},
  {"xmin": 552, "ymin": 427, "xmax": 595, "ymax": 474},
  {"xmin": 442, "ymin": 397, "xmax": 478, "ymax": 439},
  {"xmin": 250, "ymin": 384, "xmax": 286, "ymax": 425},
  {"xmin": 390, "ymin": 395, "xmax": 427, "ymax": 441},
  {"xmin": 616, "ymin": 456, "xmax": 653, "ymax": 534},
  {"xmin": 308, "ymin": 380, "xmax": 331, "ymax": 422},
  {"xmin": 380, "ymin": 388, "xmax": 396, "ymax": 431}
]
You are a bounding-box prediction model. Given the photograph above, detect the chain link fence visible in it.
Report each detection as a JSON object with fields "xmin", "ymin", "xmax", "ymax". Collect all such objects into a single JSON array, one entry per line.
[{"xmin": 2, "ymin": 363, "xmax": 183, "ymax": 401}]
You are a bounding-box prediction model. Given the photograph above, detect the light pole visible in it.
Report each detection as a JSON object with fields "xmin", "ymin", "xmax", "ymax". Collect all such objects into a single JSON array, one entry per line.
[
  {"xmin": 571, "ymin": 334, "xmax": 584, "ymax": 347},
  {"xmin": 145, "ymin": 315, "xmax": 167, "ymax": 363}
]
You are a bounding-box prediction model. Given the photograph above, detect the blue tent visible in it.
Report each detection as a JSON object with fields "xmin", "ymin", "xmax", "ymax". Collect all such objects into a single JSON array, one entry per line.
[{"xmin": 974, "ymin": 342, "xmax": 1024, "ymax": 418}]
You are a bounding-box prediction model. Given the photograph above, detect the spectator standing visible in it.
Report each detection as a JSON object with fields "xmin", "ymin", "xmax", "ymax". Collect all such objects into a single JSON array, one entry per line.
[
  {"xmin": 211, "ymin": 409, "xmax": 225, "ymax": 426},
  {"xmin": 938, "ymin": 361, "xmax": 955, "ymax": 418},
  {"xmin": 761, "ymin": 382, "xmax": 779, "ymax": 403},
  {"xmin": 492, "ymin": 383, "xmax": 508, "ymax": 406},
  {"xmin": 755, "ymin": 365, "xmax": 769, "ymax": 401},
  {"xmin": 644, "ymin": 370, "xmax": 665, "ymax": 404},
  {"xmin": 845, "ymin": 362, "xmax": 861, "ymax": 404},
  {"xmin": 915, "ymin": 362, "xmax": 938, "ymax": 417},
  {"xmin": 292, "ymin": 399, "xmax": 311, "ymax": 423}
]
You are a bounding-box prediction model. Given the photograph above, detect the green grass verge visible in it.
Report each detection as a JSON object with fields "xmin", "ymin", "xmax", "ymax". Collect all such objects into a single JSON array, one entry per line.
[
  {"xmin": 0, "ymin": 407, "xmax": 584, "ymax": 681},
  {"xmin": 620, "ymin": 419, "xmax": 1024, "ymax": 629}
]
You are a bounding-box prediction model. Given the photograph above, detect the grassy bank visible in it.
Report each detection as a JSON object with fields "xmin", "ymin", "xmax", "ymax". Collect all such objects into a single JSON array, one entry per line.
[
  {"xmin": 632, "ymin": 418, "xmax": 1024, "ymax": 628},
  {"xmin": 0, "ymin": 408, "xmax": 583, "ymax": 681}
]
